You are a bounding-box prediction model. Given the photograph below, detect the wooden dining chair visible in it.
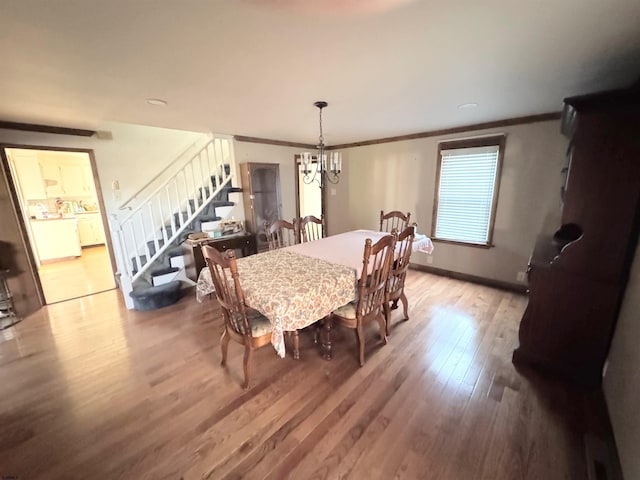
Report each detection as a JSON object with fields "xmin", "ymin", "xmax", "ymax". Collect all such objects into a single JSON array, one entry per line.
[
  {"xmin": 265, "ymin": 219, "xmax": 299, "ymax": 250},
  {"xmin": 379, "ymin": 210, "xmax": 411, "ymax": 233},
  {"xmin": 384, "ymin": 225, "xmax": 416, "ymax": 336},
  {"xmin": 328, "ymin": 233, "xmax": 397, "ymax": 366},
  {"xmin": 300, "ymin": 214, "xmax": 325, "ymax": 242},
  {"xmin": 202, "ymin": 245, "xmax": 273, "ymax": 389}
]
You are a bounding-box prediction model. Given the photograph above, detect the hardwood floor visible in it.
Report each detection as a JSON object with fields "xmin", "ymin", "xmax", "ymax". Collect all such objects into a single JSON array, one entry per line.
[
  {"xmin": 0, "ymin": 271, "xmax": 604, "ymax": 479},
  {"xmin": 38, "ymin": 245, "xmax": 116, "ymax": 304}
]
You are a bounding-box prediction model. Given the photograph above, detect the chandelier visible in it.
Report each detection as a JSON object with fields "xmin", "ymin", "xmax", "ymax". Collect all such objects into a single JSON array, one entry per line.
[{"xmin": 301, "ymin": 101, "xmax": 342, "ymax": 185}]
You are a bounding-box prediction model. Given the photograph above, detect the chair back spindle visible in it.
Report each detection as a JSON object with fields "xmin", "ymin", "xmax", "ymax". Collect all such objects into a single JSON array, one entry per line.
[{"xmin": 300, "ymin": 215, "xmax": 324, "ymax": 242}]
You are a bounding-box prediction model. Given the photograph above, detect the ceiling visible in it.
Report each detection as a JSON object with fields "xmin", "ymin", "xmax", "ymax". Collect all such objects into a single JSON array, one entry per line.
[{"xmin": 1, "ymin": 0, "xmax": 640, "ymax": 145}]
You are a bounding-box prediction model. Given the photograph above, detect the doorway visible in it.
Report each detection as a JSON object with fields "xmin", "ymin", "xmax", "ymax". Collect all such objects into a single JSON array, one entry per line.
[
  {"xmin": 295, "ymin": 157, "xmax": 324, "ymax": 231},
  {"xmin": 2, "ymin": 146, "xmax": 116, "ymax": 304}
]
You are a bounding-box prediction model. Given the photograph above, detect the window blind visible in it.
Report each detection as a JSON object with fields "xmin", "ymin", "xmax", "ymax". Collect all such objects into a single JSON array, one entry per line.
[{"xmin": 435, "ymin": 144, "xmax": 500, "ymax": 245}]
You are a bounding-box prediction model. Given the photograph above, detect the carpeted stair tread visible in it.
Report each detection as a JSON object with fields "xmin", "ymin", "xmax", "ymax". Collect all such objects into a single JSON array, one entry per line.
[
  {"xmin": 166, "ymin": 247, "xmax": 184, "ymax": 258},
  {"xmin": 130, "ymin": 281, "xmax": 182, "ymax": 311},
  {"xmin": 150, "ymin": 266, "xmax": 180, "ymax": 277}
]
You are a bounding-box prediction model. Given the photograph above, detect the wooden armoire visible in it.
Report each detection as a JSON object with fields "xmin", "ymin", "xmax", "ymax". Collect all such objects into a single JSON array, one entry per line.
[{"xmin": 513, "ymin": 85, "xmax": 640, "ymax": 386}]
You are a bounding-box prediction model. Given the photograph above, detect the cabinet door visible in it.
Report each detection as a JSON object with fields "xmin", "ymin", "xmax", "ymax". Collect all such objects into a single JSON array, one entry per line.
[
  {"xmin": 91, "ymin": 215, "xmax": 106, "ymax": 244},
  {"xmin": 77, "ymin": 217, "xmax": 94, "ymax": 246},
  {"xmin": 77, "ymin": 214, "xmax": 106, "ymax": 246},
  {"xmin": 9, "ymin": 151, "xmax": 47, "ymax": 200},
  {"xmin": 60, "ymin": 162, "xmax": 86, "ymax": 197},
  {"xmin": 40, "ymin": 159, "xmax": 64, "ymax": 197},
  {"xmin": 82, "ymin": 164, "xmax": 97, "ymax": 196}
]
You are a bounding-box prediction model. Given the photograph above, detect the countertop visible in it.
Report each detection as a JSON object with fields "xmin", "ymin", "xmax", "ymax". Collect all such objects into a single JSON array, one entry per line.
[{"xmin": 30, "ymin": 211, "xmax": 100, "ymax": 222}]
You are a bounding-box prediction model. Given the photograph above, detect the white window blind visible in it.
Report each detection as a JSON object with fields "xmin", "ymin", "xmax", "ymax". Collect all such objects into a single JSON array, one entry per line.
[{"xmin": 434, "ymin": 144, "xmax": 500, "ymax": 245}]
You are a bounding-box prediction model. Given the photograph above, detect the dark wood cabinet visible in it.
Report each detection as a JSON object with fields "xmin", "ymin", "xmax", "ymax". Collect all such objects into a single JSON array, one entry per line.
[
  {"xmin": 181, "ymin": 233, "xmax": 257, "ymax": 282},
  {"xmin": 240, "ymin": 163, "xmax": 282, "ymax": 253},
  {"xmin": 513, "ymin": 86, "xmax": 640, "ymax": 386}
]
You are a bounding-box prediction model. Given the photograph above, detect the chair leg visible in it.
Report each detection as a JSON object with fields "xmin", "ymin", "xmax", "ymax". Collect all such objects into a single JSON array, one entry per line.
[
  {"xmin": 293, "ymin": 330, "xmax": 300, "ymax": 360},
  {"xmin": 400, "ymin": 292, "xmax": 409, "ymax": 321},
  {"xmin": 391, "ymin": 299, "xmax": 399, "ymax": 310},
  {"xmin": 243, "ymin": 345, "xmax": 253, "ymax": 389},
  {"xmin": 357, "ymin": 324, "xmax": 365, "ymax": 367},
  {"xmin": 377, "ymin": 313, "xmax": 388, "ymax": 345},
  {"xmin": 383, "ymin": 301, "xmax": 391, "ymax": 337},
  {"xmin": 220, "ymin": 329, "xmax": 230, "ymax": 366},
  {"xmin": 322, "ymin": 316, "xmax": 333, "ymax": 361}
]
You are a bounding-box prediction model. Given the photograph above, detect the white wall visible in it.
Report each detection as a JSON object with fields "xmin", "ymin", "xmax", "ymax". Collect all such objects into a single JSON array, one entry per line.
[
  {"xmin": 327, "ymin": 120, "xmax": 567, "ymax": 285},
  {"xmin": 604, "ymin": 243, "xmax": 640, "ymax": 480}
]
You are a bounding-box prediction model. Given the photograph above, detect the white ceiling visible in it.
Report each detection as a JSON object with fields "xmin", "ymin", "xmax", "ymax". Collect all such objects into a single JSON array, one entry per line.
[{"xmin": 1, "ymin": 0, "xmax": 640, "ymax": 145}]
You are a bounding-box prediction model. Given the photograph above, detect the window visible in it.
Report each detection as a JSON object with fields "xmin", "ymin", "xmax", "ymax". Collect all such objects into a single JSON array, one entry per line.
[{"xmin": 432, "ymin": 136, "xmax": 504, "ymax": 247}]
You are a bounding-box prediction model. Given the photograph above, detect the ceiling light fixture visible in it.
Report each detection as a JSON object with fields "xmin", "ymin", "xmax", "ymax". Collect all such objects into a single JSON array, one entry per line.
[
  {"xmin": 300, "ymin": 101, "xmax": 341, "ymax": 185},
  {"xmin": 458, "ymin": 102, "xmax": 478, "ymax": 109},
  {"xmin": 146, "ymin": 98, "xmax": 168, "ymax": 106}
]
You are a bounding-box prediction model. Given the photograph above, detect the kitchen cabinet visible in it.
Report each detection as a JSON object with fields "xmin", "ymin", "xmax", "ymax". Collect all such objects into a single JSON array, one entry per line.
[
  {"xmin": 9, "ymin": 150, "xmax": 47, "ymax": 200},
  {"xmin": 30, "ymin": 218, "xmax": 81, "ymax": 261},
  {"xmin": 60, "ymin": 161, "xmax": 86, "ymax": 197},
  {"xmin": 39, "ymin": 160, "xmax": 64, "ymax": 197},
  {"xmin": 77, "ymin": 213, "xmax": 105, "ymax": 246},
  {"xmin": 82, "ymin": 164, "xmax": 96, "ymax": 196},
  {"xmin": 60, "ymin": 160, "xmax": 96, "ymax": 196}
]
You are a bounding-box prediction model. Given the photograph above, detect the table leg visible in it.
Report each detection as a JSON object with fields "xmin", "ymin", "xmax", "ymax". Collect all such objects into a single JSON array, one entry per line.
[
  {"xmin": 293, "ymin": 330, "xmax": 300, "ymax": 360},
  {"xmin": 322, "ymin": 315, "xmax": 333, "ymax": 361}
]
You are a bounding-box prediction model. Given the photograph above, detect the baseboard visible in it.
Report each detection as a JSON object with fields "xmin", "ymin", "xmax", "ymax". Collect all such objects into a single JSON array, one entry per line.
[{"xmin": 409, "ymin": 263, "xmax": 528, "ymax": 294}]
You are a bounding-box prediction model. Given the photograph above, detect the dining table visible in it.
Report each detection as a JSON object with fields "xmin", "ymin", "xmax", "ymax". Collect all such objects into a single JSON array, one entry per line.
[{"xmin": 196, "ymin": 229, "xmax": 434, "ymax": 359}]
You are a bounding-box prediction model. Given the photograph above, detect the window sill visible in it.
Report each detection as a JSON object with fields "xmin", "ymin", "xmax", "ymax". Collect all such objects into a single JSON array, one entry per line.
[{"xmin": 431, "ymin": 238, "xmax": 494, "ymax": 249}]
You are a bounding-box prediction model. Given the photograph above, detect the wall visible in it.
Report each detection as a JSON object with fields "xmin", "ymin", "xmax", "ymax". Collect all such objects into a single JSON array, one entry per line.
[
  {"xmin": 0, "ymin": 122, "xmax": 206, "ymax": 315},
  {"xmin": 603, "ymin": 243, "xmax": 640, "ymax": 480},
  {"xmin": 329, "ymin": 120, "xmax": 567, "ymax": 285}
]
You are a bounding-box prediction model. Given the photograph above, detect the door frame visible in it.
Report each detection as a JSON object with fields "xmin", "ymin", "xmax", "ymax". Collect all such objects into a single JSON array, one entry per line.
[
  {"xmin": 0, "ymin": 143, "xmax": 117, "ymax": 305},
  {"xmin": 294, "ymin": 154, "xmax": 326, "ymax": 230}
]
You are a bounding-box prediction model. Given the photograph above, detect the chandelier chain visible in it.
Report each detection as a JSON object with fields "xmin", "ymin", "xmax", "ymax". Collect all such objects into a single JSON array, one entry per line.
[{"xmin": 318, "ymin": 106, "xmax": 324, "ymax": 145}]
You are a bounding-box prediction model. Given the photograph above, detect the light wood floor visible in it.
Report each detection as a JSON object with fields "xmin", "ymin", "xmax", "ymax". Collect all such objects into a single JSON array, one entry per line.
[
  {"xmin": 0, "ymin": 271, "xmax": 604, "ymax": 479},
  {"xmin": 38, "ymin": 245, "xmax": 116, "ymax": 304}
]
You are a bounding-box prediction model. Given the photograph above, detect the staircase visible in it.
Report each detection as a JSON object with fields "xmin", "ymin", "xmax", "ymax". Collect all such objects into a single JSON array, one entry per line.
[{"xmin": 110, "ymin": 135, "xmax": 240, "ymax": 310}]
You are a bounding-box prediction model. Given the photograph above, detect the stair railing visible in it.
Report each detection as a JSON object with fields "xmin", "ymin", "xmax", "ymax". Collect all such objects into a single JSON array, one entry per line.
[{"xmin": 110, "ymin": 135, "xmax": 235, "ymax": 291}]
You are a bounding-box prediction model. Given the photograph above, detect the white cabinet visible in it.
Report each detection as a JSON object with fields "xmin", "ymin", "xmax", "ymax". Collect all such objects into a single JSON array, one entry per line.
[
  {"xmin": 60, "ymin": 161, "xmax": 86, "ymax": 197},
  {"xmin": 40, "ymin": 160, "xmax": 64, "ymax": 197},
  {"xmin": 30, "ymin": 219, "xmax": 81, "ymax": 261},
  {"xmin": 59, "ymin": 160, "xmax": 97, "ymax": 196},
  {"xmin": 77, "ymin": 213, "xmax": 105, "ymax": 246},
  {"xmin": 9, "ymin": 150, "xmax": 47, "ymax": 200},
  {"xmin": 82, "ymin": 164, "xmax": 96, "ymax": 196},
  {"xmin": 39, "ymin": 156, "xmax": 96, "ymax": 198}
]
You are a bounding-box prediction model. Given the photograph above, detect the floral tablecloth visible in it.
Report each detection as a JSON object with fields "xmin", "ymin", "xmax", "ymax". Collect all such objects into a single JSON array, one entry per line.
[{"xmin": 196, "ymin": 249, "xmax": 356, "ymax": 358}]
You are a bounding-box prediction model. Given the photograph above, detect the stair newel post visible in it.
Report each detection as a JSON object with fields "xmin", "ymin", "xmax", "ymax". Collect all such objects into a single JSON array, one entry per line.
[{"xmin": 109, "ymin": 214, "xmax": 135, "ymax": 309}]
